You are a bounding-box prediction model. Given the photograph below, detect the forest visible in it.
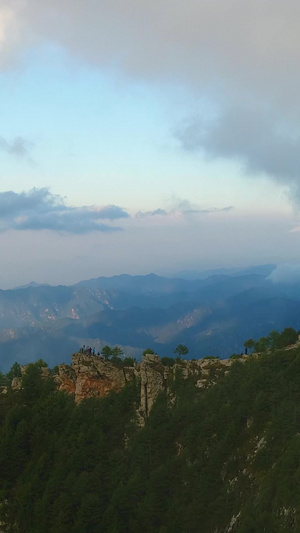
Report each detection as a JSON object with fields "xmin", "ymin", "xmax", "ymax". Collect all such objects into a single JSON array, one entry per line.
[{"xmin": 1, "ymin": 332, "xmax": 300, "ymax": 531}]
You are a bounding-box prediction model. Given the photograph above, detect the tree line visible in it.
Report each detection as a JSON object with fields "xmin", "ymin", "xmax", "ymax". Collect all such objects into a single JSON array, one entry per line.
[{"xmin": 243, "ymin": 327, "xmax": 299, "ymax": 354}]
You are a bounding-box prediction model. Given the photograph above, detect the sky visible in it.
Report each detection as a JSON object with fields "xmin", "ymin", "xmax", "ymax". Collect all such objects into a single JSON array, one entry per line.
[{"xmin": 0, "ymin": 1, "xmax": 300, "ymax": 288}]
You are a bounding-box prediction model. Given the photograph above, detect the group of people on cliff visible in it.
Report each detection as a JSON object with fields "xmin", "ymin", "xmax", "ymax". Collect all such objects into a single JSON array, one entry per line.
[{"xmin": 79, "ymin": 345, "xmax": 100, "ymax": 356}]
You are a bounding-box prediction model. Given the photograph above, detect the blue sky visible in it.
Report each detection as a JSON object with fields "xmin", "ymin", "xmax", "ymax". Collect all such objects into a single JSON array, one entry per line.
[{"xmin": 0, "ymin": 1, "xmax": 299, "ymax": 288}]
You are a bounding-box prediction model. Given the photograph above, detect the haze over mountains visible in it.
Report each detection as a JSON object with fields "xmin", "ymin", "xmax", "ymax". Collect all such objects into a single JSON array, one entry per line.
[{"xmin": 1, "ymin": 264, "xmax": 300, "ymax": 372}]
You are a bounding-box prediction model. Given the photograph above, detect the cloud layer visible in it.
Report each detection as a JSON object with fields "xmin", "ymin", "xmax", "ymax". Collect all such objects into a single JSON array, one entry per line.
[
  {"xmin": 2, "ymin": 2, "xmax": 300, "ymax": 199},
  {"xmin": 0, "ymin": 189, "xmax": 129, "ymax": 233},
  {"xmin": 0, "ymin": 135, "xmax": 33, "ymax": 159},
  {"xmin": 136, "ymin": 201, "xmax": 233, "ymax": 218},
  {"xmin": 0, "ymin": 189, "xmax": 233, "ymax": 233}
]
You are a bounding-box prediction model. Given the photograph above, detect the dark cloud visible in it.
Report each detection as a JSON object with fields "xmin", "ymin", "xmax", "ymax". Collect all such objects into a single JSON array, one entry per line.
[
  {"xmin": 0, "ymin": 135, "xmax": 34, "ymax": 159},
  {"xmin": 0, "ymin": 189, "xmax": 129, "ymax": 233}
]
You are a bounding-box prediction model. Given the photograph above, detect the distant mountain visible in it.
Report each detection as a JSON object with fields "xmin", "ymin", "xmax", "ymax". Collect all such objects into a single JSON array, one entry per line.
[
  {"xmin": 75, "ymin": 273, "xmax": 205, "ymax": 293},
  {"xmin": 13, "ymin": 281, "xmax": 50, "ymax": 290},
  {"xmin": 170, "ymin": 263, "xmax": 276, "ymax": 280},
  {"xmin": 1, "ymin": 265, "xmax": 300, "ymax": 372}
]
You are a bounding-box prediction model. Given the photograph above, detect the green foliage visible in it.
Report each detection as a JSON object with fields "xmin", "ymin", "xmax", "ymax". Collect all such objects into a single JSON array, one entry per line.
[
  {"xmin": 123, "ymin": 357, "xmax": 136, "ymax": 367},
  {"xmin": 268, "ymin": 329, "xmax": 281, "ymax": 351},
  {"xmin": 249, "ymin": 327, "xmax": 299, "ymax": 355},
  {"xmin": 21, "ymin": 362, "xmax": 55, "ymax": 406},
  {"xmin": 142, "ymin": 348, "xmax": 155, "ymax": 356},
  {"xmin": 111, "ymin": 346, "xmax": 123, "ymax": 357},
  {"xmin": 173, "ymin": 344, "xmax": 189, "ymax": 357},
  {"xmin": 3, "ymin": 332, "xmax": 300, "ymax": 531},
  {"xmin": 277, "ymin": 327, "xmax": 298, "ymax": 348},
  {"xmin": 161, "ymin": 357, "xmax": 175, "ymax": 367},
  {"xmin": 6, "ymin": 362, "xmax": 22, "ymax": 382},
  {"xmin": 0, "ymin": 375, "xmax": 140, "ymax": 532},
  {"xmin": 101, "ymin": 345, "xmax": 112, "ymax": 359},
  {"xmin": 254, "ymin": 336, "xmax": 270, "ymax": 352},
  {"xmin": 110, "ymin": 355, "xmax": 123, "ymax": 366},
  {"xmin": 244, "ymin": 338, "xmax": 255, "ymax": 352},
  {"xmin": 0, "ymin": 371, "xmax": 8, "ymax": 386},
  {"xmin": 35, "ymin": 359, "xmax": 48, "ymax": 368},
  {"xmin": 109, "ymin": 346, "xmax": 124, "ymax": 366}
]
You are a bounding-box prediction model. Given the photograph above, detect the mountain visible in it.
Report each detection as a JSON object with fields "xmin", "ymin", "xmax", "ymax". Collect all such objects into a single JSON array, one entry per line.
[
  {"xmin": 1, "ymin": 265, "xmax": 300, "ymax": 371},
  {"xmin": 172, "ymin": 263, "xmax": 276, "ymax": 280},
  {"xmin": 13, "ymin": 281, "xmax": 50, "ymax": 290}
]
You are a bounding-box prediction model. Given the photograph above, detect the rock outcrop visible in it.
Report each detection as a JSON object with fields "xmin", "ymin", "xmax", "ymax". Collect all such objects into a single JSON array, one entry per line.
[
  {"xmin": 55, "ymin": 352, "xmax": 238, "ymax": 417},
  {"xmin": 1, "ymin": 351, "xmax": 243, "ymax": 421},
  {"xmin": 55, "ymin": 353, "xmax": 135, "ymax": 403},
  {"xmin": 138, "ymin": 354, "xmax": 171, "ymax": 416}
]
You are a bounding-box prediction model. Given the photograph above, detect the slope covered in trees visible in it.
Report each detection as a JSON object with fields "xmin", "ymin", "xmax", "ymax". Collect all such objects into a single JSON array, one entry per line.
[{"xmin": 1, "ymin": 340, "xmax": 300, "ymax": 531}]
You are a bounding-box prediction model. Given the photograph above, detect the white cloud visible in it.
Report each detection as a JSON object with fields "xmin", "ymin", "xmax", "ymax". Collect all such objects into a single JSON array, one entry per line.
[
  {"xmin": 268, "ymin": 264, "xmax": 300, "ymax": 284},
  {"xmin": 2, "ymin": 2, "xmax": 300, "ymax": 201},
  {"xmin": 135, "ymin": 201, "xmax": 233, "ymax": 218}
]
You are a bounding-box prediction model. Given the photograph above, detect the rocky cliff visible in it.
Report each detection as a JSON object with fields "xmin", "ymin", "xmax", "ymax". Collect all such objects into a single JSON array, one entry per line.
[
  {"xmin": 55, "ymin": 352, "xmax": 236, "ymax": 418},
  {"xmin": 55, "ymin": 353, "xmax": 135, "ymax": 403}
]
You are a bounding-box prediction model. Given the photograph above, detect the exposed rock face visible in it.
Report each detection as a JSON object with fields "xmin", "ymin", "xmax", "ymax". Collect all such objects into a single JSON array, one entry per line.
[
  {"xmin": 1, "ymin": 350, "xmax": 241, "ymax": 417},
  {"xmin": 136, "ymin": 354, "xmax": 236, "ymax": 418},
  {"xmin": 55, "ymin": 352, "xmax": 237, "ymax": 418},
  {"xmin": 56, "ymin": 353, "xmax": 135, "ymax": 403},
  {"xmin": 0, "ymin": 351, "xmax": 248, "ymax": 423},
  {"xmin": 11, "ymin": 377, "xmax": 22, "ymax": 391},
  {"xmin": 138, "ymin": 354, "xmax": 171, "ymax": 417}
]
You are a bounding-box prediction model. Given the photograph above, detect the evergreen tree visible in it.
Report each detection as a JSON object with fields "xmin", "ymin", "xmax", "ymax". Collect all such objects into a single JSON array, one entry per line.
[
  {"xmin": 101, "ymin": 345, "xmax": 112, "ymax": 360},
  {"xmin": 173, "ymin": 344, "xmax": 189, "ymax": 357}
]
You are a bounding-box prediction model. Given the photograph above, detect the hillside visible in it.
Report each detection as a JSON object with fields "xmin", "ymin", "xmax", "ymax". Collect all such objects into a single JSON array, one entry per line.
[{"xmin": 1, "ymin": 341, "xmax": 300, "ymax": 531}]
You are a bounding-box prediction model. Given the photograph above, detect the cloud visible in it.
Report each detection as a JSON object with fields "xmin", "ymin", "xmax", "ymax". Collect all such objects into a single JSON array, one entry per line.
[
  {"xmin": 136, "ymin": 208, "xmax": 167, "ymax": 218},
  {"xmin": 95, "ymin": 204, "xmax": 131, "ymax": 220},
  {"xmin": 0, "ymin": 135, "xmax": 34, "ymax": 159},
  {"xmin": 135, "ymin": 201, "xmax": 233, "ymax": 218},
  {"xmin": 0, "ymin": 189, "xmax": 230, "ymax": 234},
  {"xmin": 175, "ymin": 104, "xmax": 300, "ymax": 202},
  {"xmin": 5, "ymin": 1, "xmax": 300, "ymax": 91},
  {"xmin": 167, "ymin": 198, "xmax": 233, "ymax": 216},
  {"xmin": 0, "ymin": 188, "xmax": 129, "ymax": 233},
  {"xmin": 2, "ymin": 2, "xmax": 300, "ymax": 200},
  {"xmin": 268, "ymin": 264, "xmax": 300, "ymax": 285}
]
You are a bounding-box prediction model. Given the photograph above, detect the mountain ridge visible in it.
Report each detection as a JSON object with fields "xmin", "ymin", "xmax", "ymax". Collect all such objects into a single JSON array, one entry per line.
[{"xmin": 1, "ymin": 265, "xmax": 300, "ymax": 372}]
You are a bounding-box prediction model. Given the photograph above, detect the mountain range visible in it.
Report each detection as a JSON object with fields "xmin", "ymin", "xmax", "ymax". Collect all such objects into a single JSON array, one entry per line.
[{"xmin": 1, "ymin": 263, "xmax": 300, "ymax": 371}]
